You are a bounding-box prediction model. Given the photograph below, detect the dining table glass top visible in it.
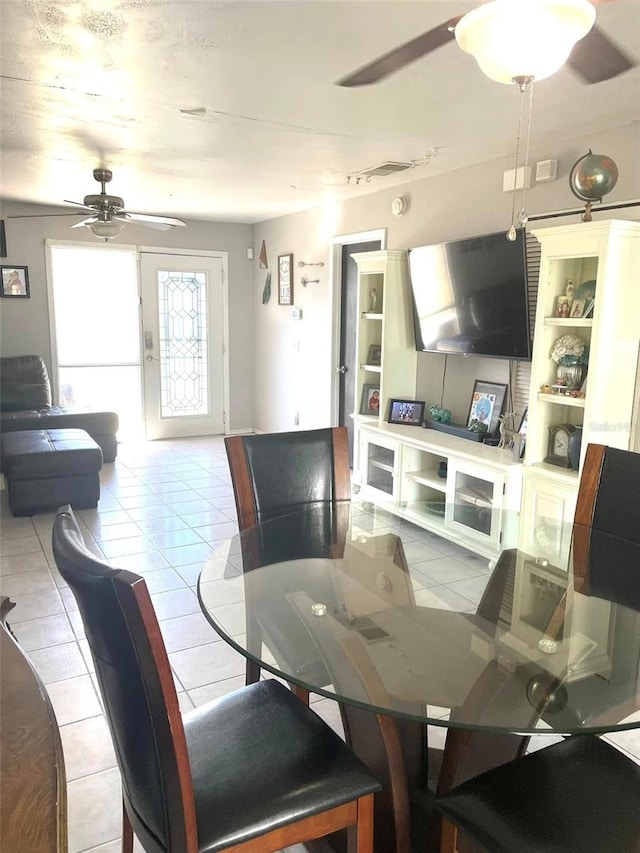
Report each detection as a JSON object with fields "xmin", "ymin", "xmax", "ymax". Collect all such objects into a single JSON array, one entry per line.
[{"xmin": 197, "ymin": 500, "xmax": 640, "ymax": 737}]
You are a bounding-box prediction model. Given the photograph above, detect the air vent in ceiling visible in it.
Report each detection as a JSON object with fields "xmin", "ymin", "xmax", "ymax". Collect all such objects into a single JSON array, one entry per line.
[{"xmin": 355, "ymin": 161, "xmax": 412, "ymax": 178}]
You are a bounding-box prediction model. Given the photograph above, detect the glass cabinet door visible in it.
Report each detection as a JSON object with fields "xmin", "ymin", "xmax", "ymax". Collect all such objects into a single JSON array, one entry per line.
[{"xmin": 446, "ymin": 462, "xmax": 504, "ymax": 548}]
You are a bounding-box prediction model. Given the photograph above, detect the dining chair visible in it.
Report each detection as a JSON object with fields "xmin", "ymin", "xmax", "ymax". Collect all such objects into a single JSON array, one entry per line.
[
  {"xmin": 225, "ymin": 427, "xmax": 351, "ymax": 698},
  {"xmin": 435, "ymin": 734, "xmax": 640, "ymax": 852},
  {"xmin": 52, "ymin": 505, "xmax": 381, "ymax": 853},
  {"xmin": 433, "ymin": 444, "xmax": 640, "ymax": 852},
  {"xmin": 572, "ymin": 442, "xmax": 640, "ymax": 611}
]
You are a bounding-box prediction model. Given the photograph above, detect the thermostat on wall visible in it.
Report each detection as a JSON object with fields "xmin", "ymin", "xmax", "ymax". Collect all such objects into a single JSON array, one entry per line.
[{"xmin": 292, "ymin": 307, "xmax": 303, "ymax": 320}]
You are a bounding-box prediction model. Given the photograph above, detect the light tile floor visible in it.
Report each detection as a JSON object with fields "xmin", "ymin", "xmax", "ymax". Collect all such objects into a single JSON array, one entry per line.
[{"xmin": 1, "ymin": 435, "xmax": 638, "ymax": 852}]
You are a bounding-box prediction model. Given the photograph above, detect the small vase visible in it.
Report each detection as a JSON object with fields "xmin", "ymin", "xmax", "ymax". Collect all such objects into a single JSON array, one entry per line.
[{"xmin": 556, "ymin": 362, "xmax": 584, "ymax": 390}]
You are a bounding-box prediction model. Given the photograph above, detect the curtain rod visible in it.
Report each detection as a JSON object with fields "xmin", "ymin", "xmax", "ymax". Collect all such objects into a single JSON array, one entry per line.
[{"xmin": 526, "ymin": 198, "xmax": 640, "ymax": 224}]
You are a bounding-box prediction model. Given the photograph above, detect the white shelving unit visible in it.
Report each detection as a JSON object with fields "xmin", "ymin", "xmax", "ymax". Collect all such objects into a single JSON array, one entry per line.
[
  {"xmin": 358, "ymin": 422, "xmax": 523, "ymax": 560},
  {"xmin": 521, "ymin": 219, "xmax": 640, "ymax": 564},
  {"xmin": 351, "ymin": 250, "xmax": 417, "ymax": 430}
]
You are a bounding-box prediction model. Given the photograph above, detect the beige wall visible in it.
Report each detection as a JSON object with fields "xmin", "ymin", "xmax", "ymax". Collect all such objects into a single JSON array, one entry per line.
[
  {"xmin": 0, "ymin": 208, "xmax": 254, "ymax": 431},
  {"xmin": 251, "ymin": 122, "xmax": 640, "ymax": 432},
  {"xmin": 1, "ymin": 121, "xmax": 638, "ymax": 436}
]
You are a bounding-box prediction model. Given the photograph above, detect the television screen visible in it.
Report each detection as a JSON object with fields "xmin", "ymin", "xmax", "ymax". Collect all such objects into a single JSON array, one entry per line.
[{"xmin": 408, "ymin": 228, "xmax": 531, "ymax": 360}]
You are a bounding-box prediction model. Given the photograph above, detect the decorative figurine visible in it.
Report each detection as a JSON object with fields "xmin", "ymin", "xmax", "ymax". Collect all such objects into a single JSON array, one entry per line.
[{"xmin": 368, "ymin": 288, "xmax": 378, "ymax": 313}]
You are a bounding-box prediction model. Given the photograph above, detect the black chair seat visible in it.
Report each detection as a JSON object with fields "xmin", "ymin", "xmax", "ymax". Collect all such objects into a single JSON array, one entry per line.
[
  {"xmin": 436, "ymin": 735, "xmax": 640, "ymax": 853},
  {"xmin": 188, "ymin": 679, "xmax": 378, "ymax": 852}
]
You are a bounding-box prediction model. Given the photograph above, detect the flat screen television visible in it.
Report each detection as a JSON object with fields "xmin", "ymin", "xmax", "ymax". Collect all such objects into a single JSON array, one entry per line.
[{"xmin": 408, "ymin": 228, "xmax": 531, "ymax": 360}]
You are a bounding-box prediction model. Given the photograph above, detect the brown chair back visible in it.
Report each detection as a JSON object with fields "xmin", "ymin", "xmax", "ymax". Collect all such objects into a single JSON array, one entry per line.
[
  {"xmin": 572, "ymin": 443, "xmax": 640, "ymax": 611},
  {"xmin": 225, "ymin": 427, "xmax": 351, "ymax": 531},
  {"xmin": 52, "ymin": 506, "xmax": 198, "ymax": 852}
]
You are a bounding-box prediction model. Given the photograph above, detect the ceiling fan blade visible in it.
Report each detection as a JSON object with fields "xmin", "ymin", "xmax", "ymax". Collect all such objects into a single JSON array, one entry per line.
[
  {"xmin": 8, "ymin": 211, "xmax": 90, "ymax": 219},
  {"xmin": 121, "ymin": 212, "xmax": 187, "ymax": 227},
  {"xmin": 568, "ymin": 23, "xmax": 636, "ymax": 84},
  {"xmin": 63, "ymin": 199, "xmax": 93, "ymax": 208},
  {"xmin": 335, "ymin": 17, "xmax": 461, "ymax": 87},
  {"xmin": 69, "ymin": 217, "xmax": 98, "ymax": 229}
]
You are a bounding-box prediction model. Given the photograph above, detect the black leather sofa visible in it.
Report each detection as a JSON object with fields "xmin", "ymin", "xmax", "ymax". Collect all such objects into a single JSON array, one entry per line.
[{"xmin": 0, "ymin": 355, "xmax": 119, "ymax": 464}]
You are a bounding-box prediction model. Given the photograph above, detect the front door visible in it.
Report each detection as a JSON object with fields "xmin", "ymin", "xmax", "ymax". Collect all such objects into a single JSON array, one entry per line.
[{"xmin": 140, "ymin": 253, "xmax": 226, "ymax": 439}]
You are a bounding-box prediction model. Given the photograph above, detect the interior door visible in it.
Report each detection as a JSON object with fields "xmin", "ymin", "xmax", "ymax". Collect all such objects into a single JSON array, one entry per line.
[
  {"xmin": 338, "ymin": 240, "xmax": 382, "ymax": 464},
  {"xmin": 140, "ymin": 253, "xmax": 225, "ymax": 439}
]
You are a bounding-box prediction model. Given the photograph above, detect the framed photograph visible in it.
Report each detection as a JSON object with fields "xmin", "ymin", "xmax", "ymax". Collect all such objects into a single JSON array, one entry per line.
[
  {"xmin": 582, "ymin": 297, "xmax": 595, "ymax": 319},
  {"xmin": 554, "ymin": 295, "xmax": 571, "ymax": 318},
  {"xmin": 570, "ymin": 298, "xmax": 585, "ymax": 318},
  {"xmin": 0, "ymin": 265, "xmax": 30, "ymax": 298},
  {"xmin": 388, "ymin": 399, "xmax": 425, "ymax": 426},
  {"xmin": 367, "ymin": 344, "xmax": 382, "ymax": 366},
  {"xmin": 467, "ymin": 380, "xmax": 507, "ymax": 436},
  {"xmin": 278, "ymin": 253, "xmax": 293, "ymax": 305},
  {"xmin": 0, "ymin": 220, "xmax": 6, "ymax": 258},
  {"xmin": 360, "ymin": 383, "xmax": 380, "ymax": 416}
]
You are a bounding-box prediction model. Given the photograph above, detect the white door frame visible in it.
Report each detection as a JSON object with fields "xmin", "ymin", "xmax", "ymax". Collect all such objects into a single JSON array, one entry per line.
[
  {"xmin": 139, "ymin": 246, "xmax": 230, "ymax": 436},
  {"xmin": 329, "ymin": 229, "xmax": 387, "ymax": 425}
]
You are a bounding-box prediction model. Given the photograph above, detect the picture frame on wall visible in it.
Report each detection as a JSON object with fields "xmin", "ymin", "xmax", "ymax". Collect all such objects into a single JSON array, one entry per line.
[
  {"xmin": 278, "ymin": 253, "xmax": 293, "ymax": 305},
  {"xmin": 0, "ymin": 265, "xmax": 30, "ymax": 298},
  {"xmin": 467, "ymin": 380, "xmax": 507, "ymax": 436}
]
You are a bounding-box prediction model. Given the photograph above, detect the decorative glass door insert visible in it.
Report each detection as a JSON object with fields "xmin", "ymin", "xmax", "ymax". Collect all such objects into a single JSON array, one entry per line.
[{"xmin": 157, "ymin": 269, "xmax": 209, "ymax": 418}]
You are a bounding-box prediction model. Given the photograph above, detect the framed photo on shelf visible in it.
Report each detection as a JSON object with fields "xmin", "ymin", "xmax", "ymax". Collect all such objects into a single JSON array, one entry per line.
[
  {"xmin": 360, "ymin": 383, "xmax": 380, "ymax": 416},
  {"xmin": 570, "ymin": 298, "xmax": 585, "ymax": 318},
  {"xmin": 582, "ymin": 298, "xmax": 595, "ymax": 319},
  {"xmin": 388, "ymin": 399, "xmax": 425, "ymax": 426},
  {"xmin": 277, "ymin": 253, "xmax": 293, "ymax": 305},
  {"xmin": 467, "ymin": 380, "xmax": 507, "ymax": 436},
  {"xmin": 0, "ymin": 265, "xmax": 30, "ymax": 298},
  {"xmin": 367, "ymin": 344, "xmax": 382, "ymax": 366},
  {"xmin": 554, "ymin": 295, "xmax": 571, "ymax": 318}
]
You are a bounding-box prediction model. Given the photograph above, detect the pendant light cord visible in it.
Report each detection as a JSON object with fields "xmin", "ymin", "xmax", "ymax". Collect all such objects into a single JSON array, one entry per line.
[
  {"xmin": 508, "ymin": 75, "xmax": 534, "ymax": 239},
  {"xmin": 518, "ymin": 81, "xmax": 534, "ymax": 226}
]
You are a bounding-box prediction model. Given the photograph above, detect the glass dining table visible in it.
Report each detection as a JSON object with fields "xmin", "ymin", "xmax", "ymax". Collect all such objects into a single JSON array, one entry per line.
[{"xmin": 197, "ymin": 500, "xmax": 640, "ymax": 853}]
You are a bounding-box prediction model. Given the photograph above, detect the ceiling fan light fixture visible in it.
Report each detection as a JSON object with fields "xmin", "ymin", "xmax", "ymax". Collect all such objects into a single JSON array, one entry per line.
[
  {"xmin": 87, "ymin": 220, "xmax": 125, "ymax": 241},
  {"xmin": 455, "ymin": 0, "xmax": 596, "ymax": 83}
]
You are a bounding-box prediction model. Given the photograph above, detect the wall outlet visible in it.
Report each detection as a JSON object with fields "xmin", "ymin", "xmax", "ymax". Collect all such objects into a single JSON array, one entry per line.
[{"xmin": 246, "ymin": 247, "xmax": 254, "ymax": 260}]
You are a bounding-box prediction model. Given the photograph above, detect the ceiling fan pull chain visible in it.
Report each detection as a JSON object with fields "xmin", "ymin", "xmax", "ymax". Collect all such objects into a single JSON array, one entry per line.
[
  {"xmin": 517, "ymin": 79, "xmax": 535, "ymax": 227},
  {"xmin": 506, "ymin": 76, "xmax": 527, "ymax": 241}
]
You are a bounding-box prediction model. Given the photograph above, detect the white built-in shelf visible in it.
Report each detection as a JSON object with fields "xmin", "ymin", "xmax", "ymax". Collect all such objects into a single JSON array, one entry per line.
[
  {"xmin": 537, "ymin": 392, "xmax": 585, "ymax": 408},
  {"xmin": 403, "ymin": 501, "xmax": 447, "ymax": 531},
  {"xmin": 362, "ymin": 364, "xmax": 382, "ymax": 373},
  {"xmin": 544, "ymin": 318, "xmax": 593, "ymax": 328},
  {"xmin": 405, "ymin": 470, "xmax": 447, "ymax": 492},
  {"xmin": 369, "ymin": 459, "xmax": 394, "ymax": 473}
]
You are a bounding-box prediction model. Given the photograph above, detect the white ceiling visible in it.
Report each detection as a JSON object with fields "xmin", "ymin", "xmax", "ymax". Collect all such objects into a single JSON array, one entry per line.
[{"xmin": 1, "ymin": 0, "xmax": 639, "ymax": 224}]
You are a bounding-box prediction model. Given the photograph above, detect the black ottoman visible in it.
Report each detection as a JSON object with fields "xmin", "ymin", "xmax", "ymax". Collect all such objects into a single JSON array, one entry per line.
[{"xmin": 1, "ymin": 429, "xmax": 103, "ymax": 516}]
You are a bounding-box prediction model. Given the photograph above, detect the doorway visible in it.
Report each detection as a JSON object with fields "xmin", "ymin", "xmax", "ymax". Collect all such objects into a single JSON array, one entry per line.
[
  {"xmin": 47, "ymin": 243, "xmax": 228, "ymax": 442},
  {"xmin": 331, "ymin": 230, "xmax": 386, "ymax": 464},
  {"xmin": 139, "ymin": 252, "xmax": 227, "ymax": 439}
]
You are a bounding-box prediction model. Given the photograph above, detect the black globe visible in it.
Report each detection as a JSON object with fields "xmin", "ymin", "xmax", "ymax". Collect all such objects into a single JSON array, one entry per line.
[{"xmin": 569, "ymin": 150, "xmax": 619, "ymax": 203}]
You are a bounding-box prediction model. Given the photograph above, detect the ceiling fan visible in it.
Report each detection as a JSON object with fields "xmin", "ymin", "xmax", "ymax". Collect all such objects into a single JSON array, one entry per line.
[
  {"xmin": 10, "ymin": 169, "xmax": 187, "ymax": 241},
  {"xmin": 336, "ymin": 0, "xmax": 636, "ymax": 88}
]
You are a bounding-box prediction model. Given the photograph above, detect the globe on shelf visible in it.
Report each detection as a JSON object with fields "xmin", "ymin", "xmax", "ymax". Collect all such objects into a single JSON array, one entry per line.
[{"xmin": 569, "ymin": 150, "xmax": 619, "ymax": 222}]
